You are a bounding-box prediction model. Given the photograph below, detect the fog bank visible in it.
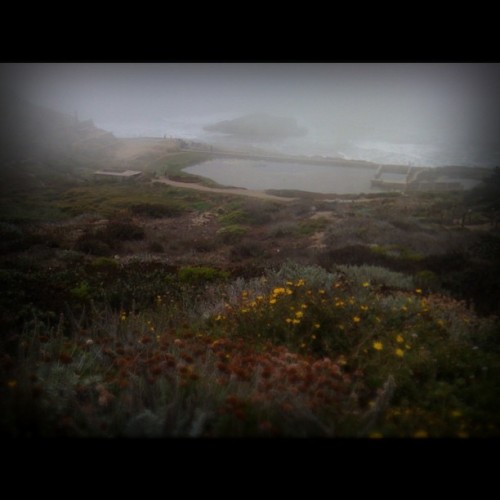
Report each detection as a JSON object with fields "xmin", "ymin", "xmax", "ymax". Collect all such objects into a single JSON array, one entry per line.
[{"xmin": 2, "ymin": 63, "xmax": 499, "ymax": 166}]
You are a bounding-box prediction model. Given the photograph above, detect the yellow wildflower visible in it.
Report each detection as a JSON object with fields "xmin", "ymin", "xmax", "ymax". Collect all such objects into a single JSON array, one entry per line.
[
  {"xmin": 413, "ymin": 430, "xmax": 428, "ymax": 438},
  {"xmin": 295, "ymin": 279, "xmax": 305, "ymax": 287},
  {"xmin": 362, "ymin": 282, "xmax": 370, "ymax": 288},
  {"xmin": 295, "ymin": 311, "xmax": 304, "ymax": 319},
  {"xmin": 319, "ymin": 289, "xmax": 326, "ymax": 295},
  {"xmin": 353, "ymin": 316, "xmax": 361, "ymax": 323},
  {"xmin": 269, "ymin": 298, "xmax": 277, "ymax": 305},
  {"xmin": 373, "ymin": 341, "xmax": 383, "ymax": 351},
  {"xmin": 292, "ymin": 319, "xmax": 301, "ymax": 325},
  {"xmin": 360, "ymin": 305, "xmax": 369, "ymax": 311},
  {"xmin": 415, "ymin": 288, "xmax": 422, "ymax": 294},
  {"xmin": 311, "ymin": 334, "xmax": 317, "ymax": 340},
  {"xmin": 395, "ymin": 348, "xmax": 405, "ymax": 358},
  {"xmin": 273, "ymin": 287, "xmax": 285, "ymax": 295},
  {"xmin": 301, "ymin": 304, "xmax": 308, "ymax": 309},
  {"xmin": 396, "ymin": 334, "xmax": 404, "ymax": 343},
  {"xmin": 314, "ymin": 323, "xmax": 321, "ymax": 329}
]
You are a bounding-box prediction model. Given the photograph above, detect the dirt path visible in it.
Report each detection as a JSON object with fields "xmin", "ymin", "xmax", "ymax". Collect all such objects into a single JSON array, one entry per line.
[{"xmin": 153, "ymin": 177, "xmax": 296, "ymax": 202}]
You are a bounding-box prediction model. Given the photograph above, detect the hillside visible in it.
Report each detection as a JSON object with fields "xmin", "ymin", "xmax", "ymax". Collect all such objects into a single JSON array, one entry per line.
[
  {"xmin": 1, "ymin": 105, "xmax": 500, "ymax": 437},
  {"xmin": 0, "ymin": 94, "xmax": 118, "ymax": 189}
]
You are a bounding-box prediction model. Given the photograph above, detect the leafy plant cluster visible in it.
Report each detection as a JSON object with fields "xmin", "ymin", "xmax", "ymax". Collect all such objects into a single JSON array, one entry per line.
[{"xmin": 2, "ymin": 262, "xmax": 498, "ymax": 438}]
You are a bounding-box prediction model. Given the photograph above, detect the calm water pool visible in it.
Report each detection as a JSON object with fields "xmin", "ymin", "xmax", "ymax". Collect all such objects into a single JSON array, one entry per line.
[{"xmin": 184, "ymin": 159, "xmax": 378, "ymax": 194}]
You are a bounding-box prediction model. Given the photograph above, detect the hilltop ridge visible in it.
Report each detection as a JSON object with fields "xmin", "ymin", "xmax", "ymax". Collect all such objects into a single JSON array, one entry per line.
[{"xmin": 0, "ymin": 93, "xmax": 117, "ymax": 165}]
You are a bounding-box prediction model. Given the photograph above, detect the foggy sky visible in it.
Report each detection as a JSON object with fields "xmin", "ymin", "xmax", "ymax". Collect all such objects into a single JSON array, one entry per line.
[{"xmin": 2, "ymin": 62, "xmax": 499, "ymax": 147}]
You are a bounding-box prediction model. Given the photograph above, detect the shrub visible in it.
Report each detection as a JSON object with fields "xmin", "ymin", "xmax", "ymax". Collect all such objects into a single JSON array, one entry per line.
[
  {"xmin": 297, "ymin": 217, "xmax": 329, "ymax": 236},
  {"xmin": 89, "ymin": 257, "xmax": 119, "ymax": 270},
  {"xmin": 239, "ymin": 201, "xmax": 274, "ymax": 225},
  {"xmin": 318, "ymin": 245, "xmax": 403, "ymax": 272},
  {"xmin": 178, "ymin": 266, "xmax": 230, "ymax": 285},
  {"xmin": 70, "ymin": 281, "xmax": 92, "ymax": 301},
  {"xmin": 0, "ymin": 223, "xmax": 41, "ymax": 253},
  {"xmin": 59, "ymin": 250, "xmax": 86, "ymax": 264},
  {"xmin": 3, "ymin": 257, "xmax": 500, "ymax": 437},
  {"xmin": 148, "ymin": 241, "xmax": 164, "ymax": 253},
  {"xmin": 129, "ymin": 203, "xmax": 183, "ymax": 218},
  {"xmin": 414, "ymin": 270, "xmax": 440, "ymax": 292},
  {"xmin": 103, "ymin": 220, "xmax": 145, "ymax": 241},
  {"xmin": 75, "ymin": 236, "xmax": 112, "ymax": 257},
  {"xmin": 269, "ymin": 260, "xmax": 339, "ymax": 290},
  {"xmin": 267, "ymin": 222, "xmax": 299, "ymax": 238},
  {"xmin": 218, "ymin": 203, "xmax": 273, "ymax": 227},
  {"xmin": 216, "ymin": 225, "xmax": 248, "ymax": 244},
  {"xmin": 230, "ymin": 241, "xmax": 265, "ymax": 261},
  {"xmin": 336, "ymin": 265, "xmax": 414, "ymax": 291},
  {"xmin": 218, "ymin": 209, "xmax": 247, "ymax": 226},
  {"xmin": 191, "ymin": 239, "xmax": 217, "ymax": 253}
]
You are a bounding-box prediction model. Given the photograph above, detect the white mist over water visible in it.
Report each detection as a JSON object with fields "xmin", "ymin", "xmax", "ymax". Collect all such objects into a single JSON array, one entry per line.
[
  {"xmin": 96, "ymin": 114, "xmax": 500, "ymax": 168},
  {"xmin": 4, "ymin": 63, "xmax": 500, "ymax": 168}
]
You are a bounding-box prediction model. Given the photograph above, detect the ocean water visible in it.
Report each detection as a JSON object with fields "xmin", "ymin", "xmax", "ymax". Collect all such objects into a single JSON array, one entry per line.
[{"xmin": 95, "ymin": 116, "xmax": 500, "ymax": 169}]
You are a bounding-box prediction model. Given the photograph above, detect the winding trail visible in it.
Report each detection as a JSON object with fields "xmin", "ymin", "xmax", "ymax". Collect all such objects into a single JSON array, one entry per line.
[{"xmin": 153, "ymin": 176, "xmax": 296, "ymax": 202}]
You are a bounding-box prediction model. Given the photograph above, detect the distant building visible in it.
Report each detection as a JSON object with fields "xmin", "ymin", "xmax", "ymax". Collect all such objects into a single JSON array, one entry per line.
[{"xmin": 94, "ymin": 170, "xmax": 143, "ymax": 182}]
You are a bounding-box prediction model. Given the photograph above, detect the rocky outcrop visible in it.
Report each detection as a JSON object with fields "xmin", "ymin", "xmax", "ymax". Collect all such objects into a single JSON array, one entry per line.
[{"xmin": 203, "ymin": 113, "xmax": 307, "ymax": 141}]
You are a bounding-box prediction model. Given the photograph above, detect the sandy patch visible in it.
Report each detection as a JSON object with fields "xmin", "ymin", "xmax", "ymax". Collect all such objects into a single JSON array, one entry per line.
[{"xmin": 154, "ymin": 177, "xmax": 295, "ymax": 202}]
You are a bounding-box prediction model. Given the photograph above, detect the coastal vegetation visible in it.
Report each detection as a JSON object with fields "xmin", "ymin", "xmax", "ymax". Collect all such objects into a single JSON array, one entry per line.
[
  {"xmin": 1, "ymin": 148, "xmax": 499, "ymax": 437},
  {"xmin": 1, "ymin": 100, "xmax": 499, "ymax": 437}
]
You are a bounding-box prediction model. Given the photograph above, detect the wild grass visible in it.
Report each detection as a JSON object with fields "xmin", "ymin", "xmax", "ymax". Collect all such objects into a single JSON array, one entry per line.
[
  {"xmin": 0, "ymin": 170, "xmax": 234, "ymax": 223},
  {"xmin": 2, "ymin": 170, "xmax": 500, "ymax": 437},
  {"xmin": 2, "ymin": 261, "xmax": 498, "ymax": 437}
]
